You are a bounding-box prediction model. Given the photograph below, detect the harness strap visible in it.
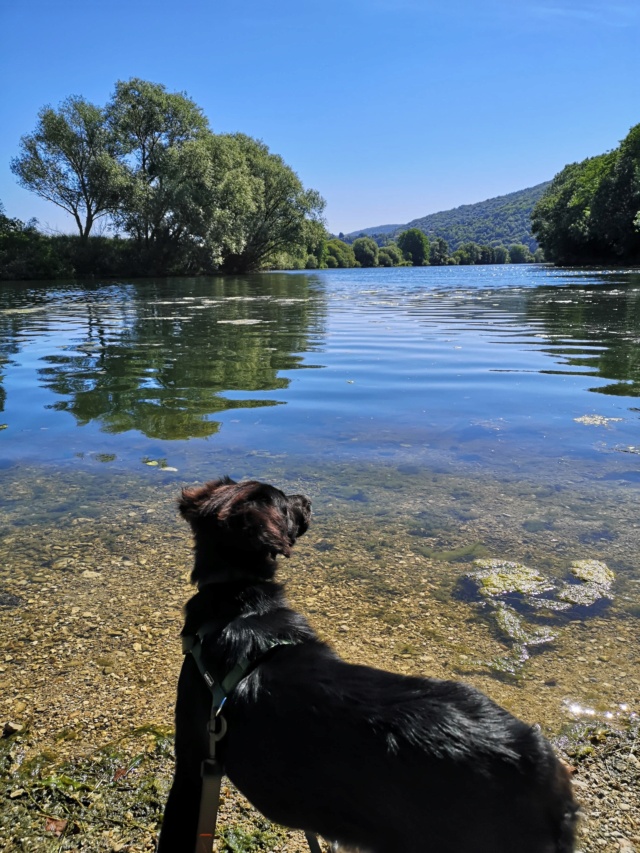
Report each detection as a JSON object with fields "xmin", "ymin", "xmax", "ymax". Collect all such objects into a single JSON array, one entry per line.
[
  {"xmin": 183, "ymin": 627, "xmax": 323, "ymax": 853},
  {"xmin": 305, "ymin": 831, "xmax": 324, "ymax": 853},
  {"xmin": 195, "ymin": 757, "xmax": 223, "ymax": 853}
]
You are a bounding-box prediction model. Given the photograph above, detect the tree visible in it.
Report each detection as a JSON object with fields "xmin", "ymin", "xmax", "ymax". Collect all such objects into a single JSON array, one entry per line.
[
  {"xmin": 532, "ymin": 153, "xmax": 617, "ymax": 264},
  {"xmin": 591, "ymin": 123, "xmax": 640, "ymax": 260},
  {"xmin": 326, "ymin": 238, "xmax": 356, "ymax": 268},
  {"xmin": 454, "ymin": 242, "xmax": 482, "ymax": 265},
  {"xmin": 219, "ymin": 134, "xmax": 325, "ymax": 273},
  {"xmin": 11, "ymin": 96, "xmax": 125, "ymax": 241},
  {"xmin": 352, "ymin": 236, "xmax": 379, "ymax": 267},
  {"xmin": 508, "ymin": 243, "xmax": 534, "ymax": 263},
  {"xmin": 378, "ymin": 242, "xmax": 403, "ymax": 266},
  {"xmin": 429, "ymin": 236, "xmax": 449, "ymax": 265},
  {"xmin": 397, "ymin": 228, "xmax": 430, "ymax": 266},
  {"xmin": 106, "ymin": 78, "xmax": 210, "ymax": 250},
  {"xmin": 493, "ymin": 245, "xmax": 509, "ymax": 264}
]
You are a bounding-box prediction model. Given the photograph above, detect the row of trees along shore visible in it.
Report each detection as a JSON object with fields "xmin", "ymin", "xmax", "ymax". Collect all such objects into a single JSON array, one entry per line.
[
  {"xmin": 318, "ymin": 231, "xmax": 541, "ymax": 270},
  {"xmin": 2, "ymin": 79, "xmax": 325, "ymax": 279},
  {"xmin": 532, "ymin": 123, "xmax": 640, "ymax": 265}
]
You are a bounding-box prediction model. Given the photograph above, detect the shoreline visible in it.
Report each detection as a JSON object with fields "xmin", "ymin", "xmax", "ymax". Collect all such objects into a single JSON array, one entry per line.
[{"xmin": 1, "ymin": 476, "xmax": 639, "ymax": 851}]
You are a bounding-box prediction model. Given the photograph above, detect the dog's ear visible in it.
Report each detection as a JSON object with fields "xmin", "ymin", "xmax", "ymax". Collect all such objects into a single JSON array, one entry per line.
[
  {"xmin": 227, "ymin": 500, "xmax": 295, "ymax": 557},
  {"xmin": 178, "ymin": 477, "xmax": 236, "ymax": 522}
]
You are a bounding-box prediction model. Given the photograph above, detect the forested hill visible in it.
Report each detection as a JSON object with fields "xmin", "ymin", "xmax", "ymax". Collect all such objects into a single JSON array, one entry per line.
[{"xmin": 347, "ymin": 183, "xmax": 550, "ymax": 251}]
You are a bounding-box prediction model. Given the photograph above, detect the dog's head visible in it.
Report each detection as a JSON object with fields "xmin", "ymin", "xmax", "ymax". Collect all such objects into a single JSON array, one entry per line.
[{"xmin": 179, "ymin": 476, "xmax": 311, "ymax": 582}]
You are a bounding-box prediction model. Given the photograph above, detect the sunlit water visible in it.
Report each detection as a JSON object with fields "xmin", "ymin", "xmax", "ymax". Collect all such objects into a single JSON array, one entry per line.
[{"xmin": 1, "ymin": 265, "xmax": 639, "ymax": 729}]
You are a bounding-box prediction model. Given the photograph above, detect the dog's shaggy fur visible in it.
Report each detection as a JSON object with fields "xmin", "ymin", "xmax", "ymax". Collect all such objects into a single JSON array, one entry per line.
[{"xmin": 157, "ymin": 477, "xmax": 577, "ymax": 853}]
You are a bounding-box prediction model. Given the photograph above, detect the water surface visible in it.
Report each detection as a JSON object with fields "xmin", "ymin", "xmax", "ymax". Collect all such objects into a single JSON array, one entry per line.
[{"xmin": 1, "ymin": 265, "xmax": 639, "ymax": 730}]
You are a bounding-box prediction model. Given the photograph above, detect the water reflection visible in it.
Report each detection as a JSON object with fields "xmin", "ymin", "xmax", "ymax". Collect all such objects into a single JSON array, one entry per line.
[
  {"xmin": 523, "ymin": 279, "xmax": 640, "ymax": 397},
  {"xmin": 2, "ymin": 277, "xmax": 326, "ymax": 440}
]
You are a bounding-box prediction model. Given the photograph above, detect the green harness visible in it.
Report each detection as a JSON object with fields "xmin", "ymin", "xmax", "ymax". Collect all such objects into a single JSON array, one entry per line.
[{"xmin": 181, "ymin": 624, "xmax": 323, "ymax": 853}]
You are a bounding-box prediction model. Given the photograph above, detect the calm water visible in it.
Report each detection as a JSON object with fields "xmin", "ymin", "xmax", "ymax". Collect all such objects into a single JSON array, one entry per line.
[
  {"xmin": 1, "ymin": 265, "xmax": 639, "ymax": 725},
  {"xmin": 1, "ymin": 265, "xmax": 639, "ymax": 474}
]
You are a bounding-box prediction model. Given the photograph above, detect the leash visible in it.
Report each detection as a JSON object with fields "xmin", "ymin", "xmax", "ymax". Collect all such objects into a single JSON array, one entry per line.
[{"xmin": 182, "ymin": 625, "xmax": 324, "ymax": 853}]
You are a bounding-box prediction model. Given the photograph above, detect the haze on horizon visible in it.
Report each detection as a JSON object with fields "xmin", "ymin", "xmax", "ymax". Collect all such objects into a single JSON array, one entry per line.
[{"xmin": 1, "ymin": 0, "xmax": 638, "ymax": 237}]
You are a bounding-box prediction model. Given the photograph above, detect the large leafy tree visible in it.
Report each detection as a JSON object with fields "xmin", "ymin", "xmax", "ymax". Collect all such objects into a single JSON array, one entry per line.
[
  {"xmin": 11, "ymin": 96, "xmax": 125, "ymax": 241},
  {"xmin": 397, "ymin": 228, "xmax": 430, "ymax": 265},
  {"xmin": 106, "ymin": 78, "xmax": 210, "ymax": 250},
  {"xmin": 219, "ymin": 134, "xmax": 325, "ymax": 273}
]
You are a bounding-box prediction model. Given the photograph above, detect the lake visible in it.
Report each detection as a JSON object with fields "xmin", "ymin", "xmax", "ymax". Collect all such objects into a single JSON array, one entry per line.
[{"xmin": 1, "ymin": 265, "xmax": 639, "ymax": 733}]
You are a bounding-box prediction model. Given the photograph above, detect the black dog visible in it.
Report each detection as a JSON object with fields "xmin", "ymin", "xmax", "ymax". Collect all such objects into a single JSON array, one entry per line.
[{"xmin": 158, "ymin": 477, "xmax": 577, "ymax": 853}]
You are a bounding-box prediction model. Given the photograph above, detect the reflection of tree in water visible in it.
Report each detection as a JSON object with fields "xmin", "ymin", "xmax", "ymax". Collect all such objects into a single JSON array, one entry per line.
[
  {"xmin": 525, "ymin": 278, "xmax": 640, "ymax": 398},
  {"xmin": 36, "ymin": 276, "xmax": 326, "ymax": 439}
]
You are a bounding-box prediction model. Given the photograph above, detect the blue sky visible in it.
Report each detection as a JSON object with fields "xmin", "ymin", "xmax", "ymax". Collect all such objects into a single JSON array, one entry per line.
[{"xmin": 1, "ymin": 0, "xmax": 638, "ymax": 235}]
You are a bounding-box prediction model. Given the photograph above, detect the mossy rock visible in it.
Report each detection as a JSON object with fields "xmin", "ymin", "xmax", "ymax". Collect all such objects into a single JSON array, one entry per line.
[
  {"xmin": 557, "ymin": 582, "xmax": 609, "ymax": 607},
  {"xmin": 492, "ymin": 603, "xmax": 556, "ymax": 645},
  {"xmin": 467, "ymin": 559, "xmax": 553, "ymax": 597},
  {"xmin": 569, "ymin": 560, "xmax": 614, "ymax": 587}
]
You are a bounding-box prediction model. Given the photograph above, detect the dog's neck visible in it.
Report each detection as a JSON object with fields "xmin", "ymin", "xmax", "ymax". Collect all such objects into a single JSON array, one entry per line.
[
  {"xmin": 191, "ymin": 545, "xmax": 278, "ymax": 588},
  {"xmin": 196, "ymin": 569, "xmax": 267, "ymax": 591}
]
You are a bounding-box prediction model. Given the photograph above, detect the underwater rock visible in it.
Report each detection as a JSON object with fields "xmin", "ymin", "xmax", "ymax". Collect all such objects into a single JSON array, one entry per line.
[
  {"xmin": 557, "ymin": 560, "xmax": 614, "ymax": 607},
  {"xmin": 569, "ymin": 560, "xmax": 614, "ymax": 587},
  {"xmin": 525, "ymin": 596, "xmax": 572, "ymax": 612},
  {"xmin": 467, "ymin": 559, "xmax": 554, "ymax": 597},
  {"xmin": 492, "ymin": 603, "xmax": 556, "ymax": 646},
  {"xmin": 557, "ymin": 583, "xmax": 607, "ymax": 607}
]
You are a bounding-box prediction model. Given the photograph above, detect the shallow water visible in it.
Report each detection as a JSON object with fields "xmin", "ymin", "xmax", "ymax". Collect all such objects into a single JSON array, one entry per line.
[{"xmin": 0, "ymin": 266, "xmax": 639, "ymax": 732}]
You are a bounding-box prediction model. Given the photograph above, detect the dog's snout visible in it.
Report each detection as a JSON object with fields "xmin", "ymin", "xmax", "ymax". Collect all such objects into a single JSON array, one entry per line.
[{"xmin": 288, "ymin": 494, "xmax": 312, "ymax": 534}]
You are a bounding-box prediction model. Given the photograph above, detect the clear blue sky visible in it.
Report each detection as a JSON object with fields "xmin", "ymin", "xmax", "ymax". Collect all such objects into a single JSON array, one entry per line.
[{"xmin": 1, "ymin": 0, "xmax": 638, "ymax": 235}]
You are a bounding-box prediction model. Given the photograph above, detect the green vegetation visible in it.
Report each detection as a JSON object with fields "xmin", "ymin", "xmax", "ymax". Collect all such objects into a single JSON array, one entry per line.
[
  {"xmin": 5, "ymin": 79, "xmax": 324, "ymax": 279},
  {"xmin": 532, "ymin": 123, "xmax": 640, "ymax": 264},
  {"xmin": 397, "ymin": 228, "xmax": 430, "ymax": 266},
  {"xmin": 347, "ymin": 183, "xmax": 548, "ymax": 254},
  {"xmin": 352, "ymin": 236, "xmax": 379, "ymax": 267}
]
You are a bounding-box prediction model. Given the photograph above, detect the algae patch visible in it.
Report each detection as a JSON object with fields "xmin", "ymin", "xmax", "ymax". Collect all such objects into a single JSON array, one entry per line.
[
  {"xmin": 468, "ymin": 559, "xmax": 553, "ymax": 597},
  {"xmin": 463, "ymin": 557, "xmax": 615, "ymax": 677}
]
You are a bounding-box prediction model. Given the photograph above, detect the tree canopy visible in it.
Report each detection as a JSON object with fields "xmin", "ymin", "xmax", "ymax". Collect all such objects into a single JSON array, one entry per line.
[
  {"xmin": 397, "ymin": 228, "xmax": 430, "ymax": 265},
  {"xmin": 11, "ymin": 96, "xmax": 126, "ymax": 241},
  {"xmin": 532, "ymin": 123, "xmax": 640, "ymax": 264},
  {"xmin": 352, "ymin": 236, "xmax": 379, "ymax": 267},
  {"xmin": 9, "ymin": 80, "xmax": 325, "ymax": 274}
]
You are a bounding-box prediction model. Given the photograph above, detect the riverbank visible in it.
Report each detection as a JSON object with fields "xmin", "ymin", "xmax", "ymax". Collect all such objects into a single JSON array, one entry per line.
[{"xmin": 1, "ymin": 470, "xmax": 639, "ymax": 851}]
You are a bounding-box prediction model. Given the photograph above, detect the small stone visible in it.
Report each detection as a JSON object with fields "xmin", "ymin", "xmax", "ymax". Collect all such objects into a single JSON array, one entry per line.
[
  {"xmin": 132, "ymin": 642, "xmax": 142, "ymax": 652},
  {"xmin": 82, "ymin": 570, "xmax": 101, "ymax": 579},
  {"xmin": 2, "ymin": 721, "xmax": 23, "ymax": 736},
  {"xmin": 9, "ymin": 788, "xmax": 25, "ymax": 798}
]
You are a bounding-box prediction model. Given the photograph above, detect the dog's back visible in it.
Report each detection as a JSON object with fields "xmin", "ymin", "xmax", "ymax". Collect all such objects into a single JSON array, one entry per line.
[{"xmin": 221, "ymin": 647, "xmax": 577, "ymax": 853}]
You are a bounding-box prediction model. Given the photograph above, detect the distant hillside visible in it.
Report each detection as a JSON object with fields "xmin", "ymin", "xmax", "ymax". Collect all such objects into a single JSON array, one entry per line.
[
  {"xmin": 346, "ymin": 183, "xmax": 550, "ymax": 251},
  {"xmin": 344, "ymin": 223, "xmax": 403, "ymax": 238}
]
